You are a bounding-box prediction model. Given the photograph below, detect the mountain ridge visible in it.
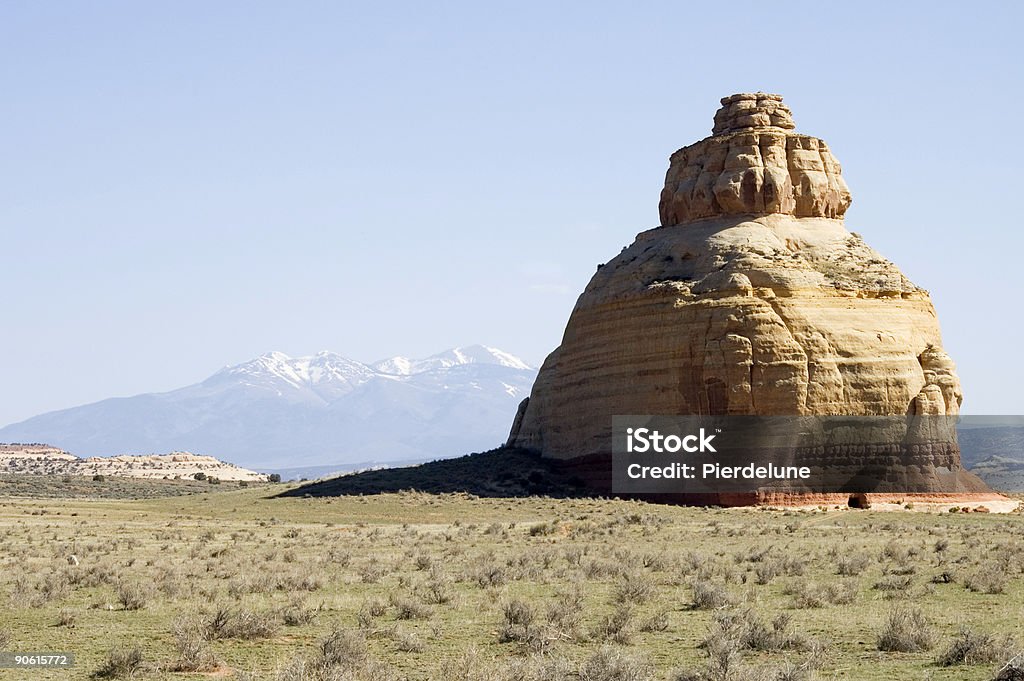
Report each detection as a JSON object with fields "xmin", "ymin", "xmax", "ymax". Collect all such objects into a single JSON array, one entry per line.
[{"xmin": 0, "ymin": 345, "xmax": 536, "ymax": 469}]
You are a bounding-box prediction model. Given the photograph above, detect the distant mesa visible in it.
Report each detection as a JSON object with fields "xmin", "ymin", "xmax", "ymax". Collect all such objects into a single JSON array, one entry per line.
[
  {"xmin": 0, "ymin": 443, "xmax": 266, "ymax": 481},
  {"xmin": 505, "ymin": 92, "xmax": 1003, "ymax": 507},
  {"xmin": 0, "ymin": 443, "xmax": 78, "ymax": 462}
]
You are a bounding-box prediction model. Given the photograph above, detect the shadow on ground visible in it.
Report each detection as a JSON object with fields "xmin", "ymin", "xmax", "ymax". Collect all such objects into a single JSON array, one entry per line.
[{"xmin": 275, "ymin": 447, "xmax": 591, "ymax": 498}]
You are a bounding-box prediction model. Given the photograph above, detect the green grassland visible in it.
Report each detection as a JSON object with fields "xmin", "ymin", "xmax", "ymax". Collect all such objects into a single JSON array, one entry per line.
[{"xmin": 0, "ymin": 480, "xmax": 1022, "ymax": 680}]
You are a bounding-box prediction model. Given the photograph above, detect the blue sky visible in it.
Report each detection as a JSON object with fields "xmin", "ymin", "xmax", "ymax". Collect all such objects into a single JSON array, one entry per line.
[{"xmin": 2, "ymin": 1, "xmax": 1022, "ymax": 425}]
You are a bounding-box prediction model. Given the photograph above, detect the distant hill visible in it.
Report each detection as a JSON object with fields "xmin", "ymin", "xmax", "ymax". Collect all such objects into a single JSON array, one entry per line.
[
  {"xmin": 957, "ymin": 424, "xmax": 1024, "ymax": 466},
  {"xmin": 966, "ymin": 454, "xmax": 1024, "ymax": 493},
  {"xmin": 958, "ymin": 423, "xmax": 1024, "ymax": 491},
  {"xmin": 0, "ymin": 443, "xmax": 266, "ymax": 481},
  {"xmin": 0, "ymin": 345, "xmax": 536, "ymax": 470}
]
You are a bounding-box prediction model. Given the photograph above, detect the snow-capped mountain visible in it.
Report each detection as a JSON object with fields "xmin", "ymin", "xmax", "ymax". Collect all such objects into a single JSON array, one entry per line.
[
  {"xmin": 372, "ymin": 345, "xmax": 532, "ymax": 375},
  {"xmin": 200, "ymin": 351, "xmax": 379, "ymax": 404},
  {"xmin": 0, "ymin": 345, "xmax": 536, "ymax": 469}
]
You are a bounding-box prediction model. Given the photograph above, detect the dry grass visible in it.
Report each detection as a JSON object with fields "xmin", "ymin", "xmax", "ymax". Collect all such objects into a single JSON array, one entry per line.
[{"xmin": 0, "ymin": 481, "xmax": 1021, "ymax": 680}]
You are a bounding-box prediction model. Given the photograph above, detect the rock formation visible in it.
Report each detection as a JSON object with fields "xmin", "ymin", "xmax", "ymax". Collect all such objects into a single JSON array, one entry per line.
[
  {"xmin": 507, "ymin": 93, "xmax": 994, "ymax": 505},
  {"xmin": 0, "ymin": 444, "xmax": 269, "ymax": 481},
  {"xmin": 661, "ymin": 93, "xmax": 850, "ymax": 223}
]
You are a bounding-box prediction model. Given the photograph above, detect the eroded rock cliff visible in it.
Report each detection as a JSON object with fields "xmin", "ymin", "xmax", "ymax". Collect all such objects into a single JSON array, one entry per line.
[{"xmin": 508, "ymin": 93, "xmax": 990, "ymax": 501}]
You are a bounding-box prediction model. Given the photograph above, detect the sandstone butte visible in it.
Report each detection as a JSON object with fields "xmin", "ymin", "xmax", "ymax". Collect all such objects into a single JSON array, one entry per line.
[{"xmin": 507, "ymin": 93, "xmax": 1008, "ymax": 510}]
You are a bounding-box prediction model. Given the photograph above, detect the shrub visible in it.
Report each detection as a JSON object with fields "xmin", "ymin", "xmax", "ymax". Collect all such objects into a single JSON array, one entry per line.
[
  {"xmin": 281, "ymin": 599, "xmax": 319, "ymax": 626},
  {"xmin": 638, "ymin": 610, "xmax": 670, "ymax": 632},
  {"xmin": 745, "ymin": 612, "xmax": 812, "ymax": 652},
  {"xmin": 937, "ymin": 627, "xmax": 1017, "ymax": 666},
  {"xmin": 93, "ymin": 645, "xmax": 143, "ymax": 678},
  {"xmin": 319, "ymin": 627, "xmax": 368, "ymax": 668},
  {"xmin": 421, "ymin": 569, "xmax": 455, "ymax": 605},
  {"xmin": 836, "ymin": 554, "xmax": 870, "ymax": 576},
  {"xmin": 529, "ymin": 521, "xmax": 557, "ymax": 537},
  {"xmin": 116, "ymin": 582, "xmax": 149, "ymax": 611},
  {"xmin": 579, "ymin": 646, "xmax": 654, "ymax": 681},
  {"xmin": 824, "ymin": 581, "xmax": 858, "ymax": 605},
  {"xmin": 439, "ymin": 647, "xmax": 572, "ymax": 681},
  {"xmin": 750, "ymin": 554, "xmax": 808, "ymax": 584},
  {"xmin": 229, "ymin": 609, "xmax": 278, "ymax": 639},
  {"xmin": 391, "ymin": 595, "xmax": 431, "ymax": 620},
  {"xmin": 268, "ymin": 473, "xmax": 282, "ymax": 483},
  {"xmin": 702, "ymin": 609, "xmax": 813, "ymax": 654},
  {"xmin": 546, "ymin": 587, "xmax": 584, "ymax": 639},
  {"xmin": 995, "ymin": 659, "xmax": 1024, "ymax": 681},
  {"xmin": 171, "ymin": 619, "xmax": 217, "ymax": 672},
  {"xmin": 691, "ymin": 580, "xmax": 733, "ymax": 610},
  {"xmin": 193, "ymin": 472, "xmax": 206, "ymax": 481},
  {"xmin": 499, "ymin": 599, "xmax": 537, "ymax": 644},
  {"xmin": 789, "ymin": 580, "xmax": 858, "ymax": 608},
  {"xmin": 780, "ymin": 555, "xmax": 807, "ymax": 577},
  {"xmin": 357, "ymin": 597, "xmax": 387, "ymax": 628},
  {"xmin": 438, "ymin": 645, "xmax": 487, "ymax": 680},
  {"xmin": 702, "ymin": 634, "xmax": 745, "ymax": 681},
  {"xmin": 877, "ymin": 606, "xmax": 935, "ymax": 652},
  {"xmin": 585, "ymin": 558, "xmax": 625, "ymax": 580},
  {"xmin": 789, "ymin": 581, "xmax": 826, "ymax": 609},
  {"xmin": 37, "ymin": 572, "xmax": 70, "ymax": 604},
  {"xmin": 964, "ymin": 566, "xmax": 1009, "ymax": 594},
  {"xmin": 873, "ymin": 574, "xmax": 914, "ymax": 593},
  {"xmin": 502, "ymin": 654, "xmax": 576, "ymax": 681},
  {"xmin": 594, "ymin": 603, "xmax": 634, "ymax": 644},
  {"xmin": 390, "ymin": 628, "xmax": 425, "ymax": 653},
  {"xmin": 473, "ymin": 562, "xmax": 507, "ymax": 588},
  {"xmin": 754, "ymin": 561, "xmax": 780, "ymax": 585},
  {"xmin": 57, "ymin": 609, "xmax": 77, "ymax": 628},
  {"xmin": 274, "ymin": 626, "xmax": 400, "ymax": 681},
  {"xmin": 204, "ymin": 607, "xmax": 278, "ymax": 640},
  {"xmin": 359, "ymin": 562, "xmax": 386, "ymax": 584},
  {"xmin": 613, "ymin": 573, "xmax": 655, "ymax": 605}
]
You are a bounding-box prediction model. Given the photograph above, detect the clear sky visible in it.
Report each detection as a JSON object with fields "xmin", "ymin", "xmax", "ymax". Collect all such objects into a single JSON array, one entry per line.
[{"xmin": 2, "ymin": 1, "xmax": 1022, "ymax": 425}]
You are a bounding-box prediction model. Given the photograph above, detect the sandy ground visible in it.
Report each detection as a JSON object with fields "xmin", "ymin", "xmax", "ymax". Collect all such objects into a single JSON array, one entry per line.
[{"xmin": 760, "ymin": 496, "xmax": 1021, "ymax": 514}]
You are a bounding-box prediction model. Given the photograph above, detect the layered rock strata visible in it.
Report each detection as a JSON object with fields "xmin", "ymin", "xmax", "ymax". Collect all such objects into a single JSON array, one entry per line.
[{"xmin": 508, "ymin": 93, "xmax": 992, "ymax": 503}]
